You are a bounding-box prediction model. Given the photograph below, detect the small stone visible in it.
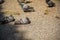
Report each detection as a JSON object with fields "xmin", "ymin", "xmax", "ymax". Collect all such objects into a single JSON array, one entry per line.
[
  {"xmin": 55, "ymin": 16, "xmax": 60, "ymax": 19},
  {"xmin": 44, "ymin": 10, "xmax": 49, "ymax": 15}
]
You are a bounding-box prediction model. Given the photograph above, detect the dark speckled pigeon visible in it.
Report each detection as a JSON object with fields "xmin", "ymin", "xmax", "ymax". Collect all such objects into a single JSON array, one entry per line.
[
  {"xmin": 46, "ymin": 0, "xmax": 55, "ymax": 7},
  {"xmin": 0, "ymin": 0, "xmax": 4, "ymax": 4},
  {"xmin": 0, "ymin": 15, "xmax": 15, "ymax": 24}
]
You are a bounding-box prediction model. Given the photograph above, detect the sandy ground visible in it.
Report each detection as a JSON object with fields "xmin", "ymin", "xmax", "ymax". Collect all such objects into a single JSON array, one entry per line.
[{"xmin": 0, "ymin": 0, "xmax": 60, "ymax": 40}]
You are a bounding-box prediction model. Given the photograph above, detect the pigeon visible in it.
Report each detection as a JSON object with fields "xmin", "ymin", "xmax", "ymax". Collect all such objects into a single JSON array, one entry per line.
[
  {"xmin": 0, "ymin": 0, "xmax": 4, "ymax": 4},
  {"xmin": 1, "ymin": 15, "xmax": 15, "ymax": 24},
  {"xmin": 14, "ymin": 17, "xmax": 31, "ymax": 25},
  {"xmin": 46, "ymin": 0, "xmax": 55, "ymax": 7}
]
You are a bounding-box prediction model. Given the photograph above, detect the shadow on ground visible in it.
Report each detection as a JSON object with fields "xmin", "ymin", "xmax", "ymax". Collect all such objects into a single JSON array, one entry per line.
[{"xmin": 0, "ymin": 24, "xmax": 31, "ymax": 40}]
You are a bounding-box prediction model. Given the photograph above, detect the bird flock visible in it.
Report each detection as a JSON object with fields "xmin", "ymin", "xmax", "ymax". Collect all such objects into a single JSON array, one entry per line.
[{"xmin": 0, "ymin": 0, "xmax": 55, "ymax": 25}]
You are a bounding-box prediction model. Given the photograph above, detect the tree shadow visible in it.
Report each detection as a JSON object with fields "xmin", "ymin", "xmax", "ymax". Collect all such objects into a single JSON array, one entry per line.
[{"xmin": 0, "ymin": 24, "xmax": 32, "ymax": 40}]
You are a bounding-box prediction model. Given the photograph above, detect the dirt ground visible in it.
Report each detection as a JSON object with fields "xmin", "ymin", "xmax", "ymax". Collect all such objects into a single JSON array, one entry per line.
[{"xmin": 0, "ymin": 0, "xmax": 60, "ymax": 40}]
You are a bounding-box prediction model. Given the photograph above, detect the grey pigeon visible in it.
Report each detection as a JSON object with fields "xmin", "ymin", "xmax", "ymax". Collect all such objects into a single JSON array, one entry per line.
[
  {"xmin": 22, "ymin": 4, "xmax": 34, "ymax": 12},
  {"xmin": 14, "ymin": 17, "xmax": 31, "ymax": 25},
  {"xmin": 46, "ymin": 0, "xmax": 55, "ymax": 7}
]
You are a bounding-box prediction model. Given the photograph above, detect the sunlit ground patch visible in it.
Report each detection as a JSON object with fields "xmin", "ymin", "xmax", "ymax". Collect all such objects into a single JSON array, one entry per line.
[{"xmin": 3, "ymin": 10, "xmax": 20, "ymax": 15}]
